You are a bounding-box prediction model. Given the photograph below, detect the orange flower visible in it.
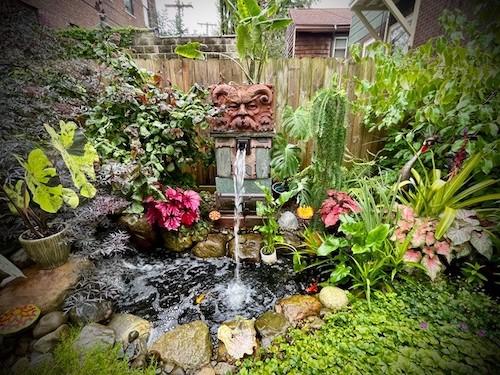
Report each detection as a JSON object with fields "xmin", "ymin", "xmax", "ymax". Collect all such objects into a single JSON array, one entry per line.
[
  {"xmin": 297, "ymin": 206, "xmax": 314, "ymax": 220},
  {"xmin": 209, "ymin": 210, "xmax": 221, "ymax": 221}
]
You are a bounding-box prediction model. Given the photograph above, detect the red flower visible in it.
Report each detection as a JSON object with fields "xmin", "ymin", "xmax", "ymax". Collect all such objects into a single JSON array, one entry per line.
[{"xmin": 181, "ymin": 210, "xmax": 199, "ymax": 226}]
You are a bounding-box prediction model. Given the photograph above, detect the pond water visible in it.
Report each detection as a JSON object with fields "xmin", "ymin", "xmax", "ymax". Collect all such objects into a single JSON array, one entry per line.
[{"xmin": 93, "ymin": 249, "xmax": 306, "ymax": 344}]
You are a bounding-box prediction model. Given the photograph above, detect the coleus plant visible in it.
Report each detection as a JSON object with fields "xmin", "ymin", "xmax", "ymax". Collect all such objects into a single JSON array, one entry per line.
[
  {"xmin": 320, "ymin": 190, "xmax": 360, "ymax": 227},
  {"xmin": 144, "ymin": 186, "xmax": 201, "ymax": 231}
]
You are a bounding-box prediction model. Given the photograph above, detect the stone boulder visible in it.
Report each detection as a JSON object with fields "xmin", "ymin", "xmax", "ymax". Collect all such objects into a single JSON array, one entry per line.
[
  {"xmin": 255, "ymin": 311, "xmax": 289, "ymax": 348},
  {"xmin": 107, "ymin": 313, "xmax": 151, "ymax": 347},
  {"xmin": 119, "ymin": 214, "xmax": 158, "ymax": 250},
  {"xmin": 228, "ymin": 234, "xmax": 262, "ymax": 263},
  {"xmin": 217, "ymin": 318, "xmax": 257, "ymax": 360},
  {"xmin": 0, "ymin": 258, "xmax": 92, "ymax": 314},
  {"xmin": 69, "ymin": 300, "xmax": 113, "ymax": 325},
  {"xmin": 214, "ymin": 362, "xmax": 236, "ymax": 375},
  {"xmin": 73, "ymin": 323, "xmax": 115, "ymax": 353},
  {"xmin": 33, "ymin": 311, "xmax": 67, "ymax": 338},
  {"xmin": 192, "ymin": 234, "xmax": 227, "ymax": 258},
  {"xmin": 318, "ymin": 286, "xmax": 348, "ymax": 310},
  {"xmin": 275, "ymin": 295, "xmax": 321, "ymax": 325},
  {"xmin": 150, "ymin": 320, "xmax": 212, "ymax": 370},
  {"xmin": 163, "ymin": 232, "xmax": 194, "ymax": 252},
  {"xmin": 33, "ymin": 324, "xmax": 69, "ymax": 353}
]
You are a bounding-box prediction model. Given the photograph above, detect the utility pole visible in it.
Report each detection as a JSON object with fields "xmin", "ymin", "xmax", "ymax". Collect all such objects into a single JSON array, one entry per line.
[
  {"xmin": 197, "ymin": 22, "xmax": 217, "ymax": 35},
  {"xmin": 164, "ymin": 0, "xmax": 193, "ymax": 36}
]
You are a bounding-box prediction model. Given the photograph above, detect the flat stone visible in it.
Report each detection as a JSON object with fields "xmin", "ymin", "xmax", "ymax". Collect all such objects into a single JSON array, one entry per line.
[
  {"xmin": 30, "ymin": 352, "xmax": 53, "ymax": 366},
  {"xmin": 33, "ymin": 311, "xmax": 68, "ymax": 338},
  {"xmin": 0, "ymin": 258, "xmax": 92, "ymax": 314},
  {"xmin": 73, "ymin": 323, "xmax": 115, "ymax": 353},
  {"xmin": 119, "ymin": 214, "xmax": 158, "ymax": 250},
  {"xmin": 196, "ymin": 367, "xmax": 216, "ymax": 375},
  {"xmin": 69, "ymin": 300, "xmax": 113, "ymax": 325},
  {"xmin": 217, "ymin": 318, "xmax": 257, "ymax": 360},
  {"xmin": 162, "ymin": 232, "xmax": 194, "ymax": 252},
  {"xmin": 318, "ymin": 286, "xmax": 348, "ymax": 310},
  {"xmin": 301, "ymin": 316, "xmax": 325, "ymax": 330},
  {"xmin": 150, "ymin": 320, "xmax": 212, "ymax": 370},
  {"xmin": 228, "ymin": 234, "xmax": 262, "ymax": 263},
  {"xmin": 255, "ymin": 311, "xmax": 289, "ymax": 348},
  {"xmin": 33, "ymin": 324, "xmax": 69, "ymax": 353},
  {"xmin": 275, "ymin": 295, "xmax": 322, "ymax": 325},
  {"xmin": 214, "ymin": 362, "xmax": 236, "ymax": 375},
  {"xmin": 11, "ymin": 356, "xmax": 30, "ymax": 374},
  {"xmin": 107, "ymin": 313, "xmax": 151, "ymax": 347},
  {"xmin": 192, "ymin": 234, "xmax": 227, "ymax": 258}
]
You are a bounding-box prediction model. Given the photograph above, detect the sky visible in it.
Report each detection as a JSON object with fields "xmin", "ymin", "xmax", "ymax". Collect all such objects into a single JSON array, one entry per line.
[{"xmin": 155, "ymin": 0, "xmax": 351, "ymax": 35}]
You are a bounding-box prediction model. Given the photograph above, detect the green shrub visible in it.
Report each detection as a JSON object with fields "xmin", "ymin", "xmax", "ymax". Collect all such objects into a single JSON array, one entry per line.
[
  {"xmin": 239, "ymin": 281, "xmax": 500, "ymax": 374},
  {"xmin": 9, "ymin": 326, "xmax": 157, "ymax": 375}
]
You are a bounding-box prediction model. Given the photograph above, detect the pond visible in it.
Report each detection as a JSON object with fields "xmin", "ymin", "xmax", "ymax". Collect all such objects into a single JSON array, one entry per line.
[{"xmin": 93, "ymin": 248, "xmax": 306, "ymax": 344}]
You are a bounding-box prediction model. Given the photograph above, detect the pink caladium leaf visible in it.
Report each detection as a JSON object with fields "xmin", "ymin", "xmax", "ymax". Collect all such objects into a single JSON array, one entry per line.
[
  {"xmin": 320, "ymin": 190, "xmax": 360, "ymax": 228},
  {"xmin": 435, "ymin": 240, "xmax": 452, "ymax": 263},
  {"xmin": 403, "ymin": 249, "xmax": 422, "ymax": 263},
  {"xmin": 421, "ymin": 252, "xmax": 442, "ymax": 281}
]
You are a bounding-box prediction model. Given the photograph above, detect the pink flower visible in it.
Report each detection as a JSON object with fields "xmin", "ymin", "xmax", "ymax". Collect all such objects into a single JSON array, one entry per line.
[
  {"xmin": 403, "ymin": 249, "xmax": 422, "ymax": 263},
  {"xmin": 165, "ymin": 187, "xmax": 183, "ymax": 202},
  {"xmin": 182, "ymin": 190, "xmax": 201, "ymax": 211},
  {"xmin": 181, "ymin": 210, "xmax": 199, "ymax": 226}
]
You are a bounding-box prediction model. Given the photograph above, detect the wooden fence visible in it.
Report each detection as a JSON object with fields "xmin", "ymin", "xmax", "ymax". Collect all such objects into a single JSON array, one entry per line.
[{"xmin": 134, "ymin": 57, "xmax": 382, "ymax": 185}]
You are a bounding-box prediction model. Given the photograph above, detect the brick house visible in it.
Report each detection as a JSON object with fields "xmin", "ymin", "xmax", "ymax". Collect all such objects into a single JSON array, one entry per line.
[
  {"xmin": 285, "ymin": 8, "xmax": 352, "ymax": 58},
  {"xmin": 2, "ymin": 0, "xmax": 157, "ymax": 29},
  {"xmin": 348, "ymin": 0, "xmax": 473, "ymax": 54}
]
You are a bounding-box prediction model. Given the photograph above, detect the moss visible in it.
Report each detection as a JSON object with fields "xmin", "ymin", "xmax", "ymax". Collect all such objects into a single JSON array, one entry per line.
[
  {"xmin": 239, "ymin": 280, "xmax": 500, "ymax": 374},
  {"xmin": 7, "ymin": 326, "xmax": 157, "ymax": 375}
]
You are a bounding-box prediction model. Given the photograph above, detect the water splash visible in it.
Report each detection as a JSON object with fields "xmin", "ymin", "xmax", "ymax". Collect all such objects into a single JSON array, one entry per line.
[{"xmin": 228, "ymin": 147, "xmax": 249, "ymax": 308}]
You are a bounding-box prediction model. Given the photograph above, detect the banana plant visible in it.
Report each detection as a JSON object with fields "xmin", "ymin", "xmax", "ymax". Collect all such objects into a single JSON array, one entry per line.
[
  {"xmin": 175, "ymin": 0, "xmax": 291, "ymax": 83},
  {"xmin": 398, "ymin": 153, "xmax": 500, "ymax": 239}
]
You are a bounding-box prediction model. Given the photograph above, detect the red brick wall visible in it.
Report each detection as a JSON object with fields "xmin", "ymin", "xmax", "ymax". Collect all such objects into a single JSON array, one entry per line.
[
  {"xmin": 20, "ymin": 0, "xmax": 148, "ymax": 29},
  {"xmin": 413, "ymin": 0, "xmax": 472, "ymax": 47},
  {"xmin": 294, "ymin": 32, "xmax": 333, "ymax": 57}
]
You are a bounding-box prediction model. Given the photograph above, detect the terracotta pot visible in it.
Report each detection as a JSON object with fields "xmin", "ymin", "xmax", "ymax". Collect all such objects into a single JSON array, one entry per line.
[
  {"xmin": 19, "ymin": 226, "xmax": 70, "ymax": 269},
  {"xmin": 260, "ymin": 248, "xmax": 277, "ymax": 265}
]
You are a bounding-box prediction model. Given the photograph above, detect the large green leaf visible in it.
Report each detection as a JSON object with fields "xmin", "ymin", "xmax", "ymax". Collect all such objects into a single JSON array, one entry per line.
[
  {"xmin": 435, "ymin": 206, "xmax": 457, "ymax": 240},
  {"xmin": 33, "ymin": 184, "xmax": 63, "ymax": 213},
  {"xmin": 174, "ymin": 42, "xmax": 205, "ymax": 60},
  {"xmin": 236, "ymin": 24, "xmax": 252, "ymax": 58},
  {"xmin": 317, "ymin": 237, "xmax": 347, "ymax": 256},
  {"xmin": 237, "ymin": 0, "xmax": 261, "ymax": 18},
  {"xmin": 329, "ymin": 263, "xmax": 352, "ymax": 284},
  {"xmin": 365, "ymin": 224, "xmax": 390, "ymax": 248}
]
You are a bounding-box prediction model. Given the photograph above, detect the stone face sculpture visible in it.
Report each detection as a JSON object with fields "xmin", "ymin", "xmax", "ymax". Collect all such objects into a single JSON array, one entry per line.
[{"xmin": 209, "ymin": 83, "xmax": 274, "ymax": 132}]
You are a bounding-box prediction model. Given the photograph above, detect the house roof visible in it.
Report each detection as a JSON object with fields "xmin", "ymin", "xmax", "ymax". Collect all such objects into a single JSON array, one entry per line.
[{"xmin": 289, "ymin": 8, "xmax": 353, "ymax": 32}]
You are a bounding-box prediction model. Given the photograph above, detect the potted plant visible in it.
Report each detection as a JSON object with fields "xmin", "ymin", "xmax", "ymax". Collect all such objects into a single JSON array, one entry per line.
[
  {"xmin": 3, "ymin": 121, "xmax": 98, "ymax": 268},
  {"xmin": 255, "ymin": 183, "xmax": 297, "ymax": 265}
]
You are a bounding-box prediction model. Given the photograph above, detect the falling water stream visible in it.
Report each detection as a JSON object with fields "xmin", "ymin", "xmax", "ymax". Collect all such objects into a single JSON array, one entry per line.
[{"xmin": 224, "ymin": 147, "xmax": 249, "ymax": 310}]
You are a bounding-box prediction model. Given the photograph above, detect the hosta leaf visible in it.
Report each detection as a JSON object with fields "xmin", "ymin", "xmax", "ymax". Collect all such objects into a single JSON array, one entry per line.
[
  {"xmin": 470, "ymin": 231, "xmax": 493, "ymax": 260},
  {"xmin": 365, "ymin": 224, "xmax": 390, "ymax": 248},
  {"xmin": 329, "ymin": 263, "xmax": 351, "ymax": 284},
  {"xmin": 317, "ymin": 237, "xmax": 346, "ymax": 256}
]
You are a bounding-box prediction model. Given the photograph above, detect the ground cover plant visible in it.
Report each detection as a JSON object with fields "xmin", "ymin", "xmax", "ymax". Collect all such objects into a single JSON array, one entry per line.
[{"xmin": 240, "ymin": 280, "xmax": 500, "ymax": 374}]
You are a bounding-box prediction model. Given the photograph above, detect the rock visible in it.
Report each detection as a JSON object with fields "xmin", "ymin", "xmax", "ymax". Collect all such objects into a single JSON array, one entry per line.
[
  {"xmin": 73, "ymin": 323, "xmax": 115, "ymax": 353},
  {"xmin": 30, "ymin": 352, "xmax": 53, "ymax": 366},
  {"xmin": 192, "ymin": 234, "xmax": 227, "ymax": 258},
  {"xmin": 14, "ymin": 336, "xmax": 31, "ymax": 356},
  {"xmin": 171, "ymin": 367, "xmax": 185, "ymax": 375},
  {"xmin": 0, "ymin": 258, "xmax": 92, "ymax": 314},
  {"xmin": 33, "ymin": 311, "xmax": 68, "ymax": 338},
  {"xmin": 163, "ymin": 361, "xmax": 176, "ymax": 373},
  {"xmin": 107, "ymin": 313, "xmax": 151, "ymax": 347},
  {"xmin": 255, "ymin": 311, "xmax": 290, "ymax": 348},
  {"xmin": 33, "ymin": 324, "xmax": 69, "ymax": 353},
  {"xmin": 162, "ymin": 231, "xmax": 194, "ymax": 252},
  {"xmin": 69, "ymin": 300, "xmax": 113, "ymax": 325},
  {"xmin": 196, "ymin": 367, "xmax": 216, "ymax": 375},
  {"xmin": 214, "ymin": 362, "xmax": 236, "ymax": 375},
  {"xmin": 10, "ymin": 249, "xmax": 33, "ymax": 269},
  {"xmin": 130, "ymin": 354, "xmax": 146, "ymax": 369},
  {"xmin": 275, "ymin": 295, "xmax": 322, "ymax": 325},
  {"xmin": 217, "ymin": 318, "xmax": 257, "ymax": 360},
  {"xmin": 119, "ymin": 214, "xmax": 158, "ymax": 250},
  {"xmin": 228, "ymin": 234, "xmax": 262, "ymax": 263},
  {"xmin": 278, "ymin": 211, "xmax": 299, "ymax": 231},
  {"xmin": 302, "ymin": 316, "xmax": 325, "ymax": 330},
  {"xmin": 318, "ymin": 286, "xmax": 348, "ymax": 310},
  {"xmin": 11, "ymin": 356, "xmax": 30, "ymax": 374},
  {"xmin": 150, "ymin": 320, "xmax": 212, "ymax": 370}
]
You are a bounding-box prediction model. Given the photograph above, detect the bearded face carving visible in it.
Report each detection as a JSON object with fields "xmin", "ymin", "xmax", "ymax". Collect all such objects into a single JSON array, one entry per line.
[{"xmin": 209, "ymin": 84, "xmax": 274, "ymax": 132}]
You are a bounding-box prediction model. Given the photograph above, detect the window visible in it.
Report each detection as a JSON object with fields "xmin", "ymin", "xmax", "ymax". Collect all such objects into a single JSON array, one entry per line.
[
  {"xmin": 124, "ymin": 0, "xmax": 134, "ymax": 15},
  {"xmin": 142, "ymin": 0, "xmax": 149, "ymax": 27},
  {"xmin": 332, "ymin": 37, "xmax": 348, "ymax": 59}
]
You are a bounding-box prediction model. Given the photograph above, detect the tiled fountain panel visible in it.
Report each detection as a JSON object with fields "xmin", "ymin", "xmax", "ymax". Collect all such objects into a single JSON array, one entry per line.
[{"xmin": 208, "ymin": 83, "xmax": 275, "ymax": 211}]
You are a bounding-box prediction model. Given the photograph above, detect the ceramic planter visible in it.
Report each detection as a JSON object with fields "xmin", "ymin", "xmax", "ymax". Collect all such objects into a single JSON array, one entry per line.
[
  {"xmin": 260, "ymin": 248, "xmax": 277, "ymax": 264},
  {"xmin": 19, "ymin": 226, "xmax": 70, "ymax": 269}
]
